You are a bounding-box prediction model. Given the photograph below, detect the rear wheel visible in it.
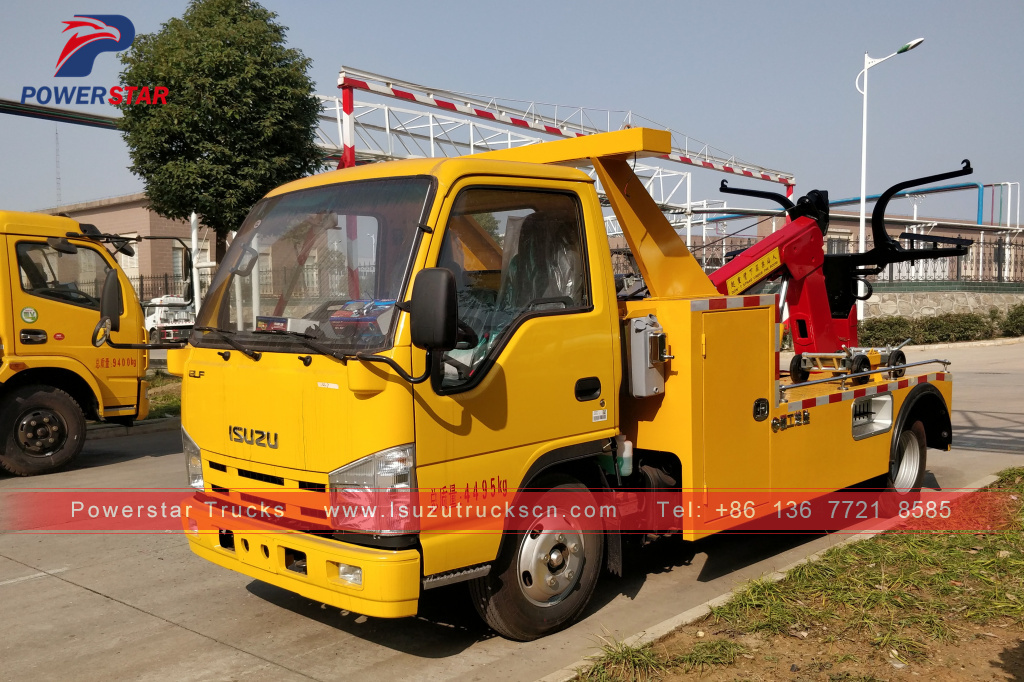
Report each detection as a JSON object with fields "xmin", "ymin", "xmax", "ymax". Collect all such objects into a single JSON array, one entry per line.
[
  {"xmin": 888, "ymin": 421, "xmax": 927, "ymax": 493},
  {"xmin": 875, "ymin": 420, "xmax": 927, "ymax": 515},
  {"xmin": 469, "ymin": 475, "xmax": 604, "ymax": 641},
  {"xmin": 0, "ymin": 385, "xmax": 86, "ymax": 476}
]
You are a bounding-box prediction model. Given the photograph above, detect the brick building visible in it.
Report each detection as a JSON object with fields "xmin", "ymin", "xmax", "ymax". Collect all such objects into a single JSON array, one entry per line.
[{"xmin": 40, "ymin": 193, "xmax": 213, "ymax": 300}]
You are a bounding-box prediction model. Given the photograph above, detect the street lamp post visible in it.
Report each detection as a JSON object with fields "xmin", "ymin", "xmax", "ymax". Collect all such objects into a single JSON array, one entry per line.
[{"xmin": 855, "ymin": 37, "xmax": 924, "ymax": 318}]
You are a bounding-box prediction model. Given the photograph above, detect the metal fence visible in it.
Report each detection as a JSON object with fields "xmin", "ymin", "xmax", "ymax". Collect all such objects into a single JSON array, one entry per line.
[
  {"xmin": 128, "ymin": 273, "xmax": 210, "ymax": 302},
  {"xmin": 861, "ymin": 236, "xmax": 1024, "ymax": 284},
  {"xmin": 612, "ymin": 233, "xmax": 1024, "ymax": 285}
]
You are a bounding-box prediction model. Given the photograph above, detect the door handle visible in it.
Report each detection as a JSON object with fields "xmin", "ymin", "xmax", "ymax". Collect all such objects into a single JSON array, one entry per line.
[
  {"xmin": 20, "ymin": 329, "xmax": 47, "ymax": 345},
  {"xmin": 574, "ymin": 377, "xmax": 601, "ymax": 402}
]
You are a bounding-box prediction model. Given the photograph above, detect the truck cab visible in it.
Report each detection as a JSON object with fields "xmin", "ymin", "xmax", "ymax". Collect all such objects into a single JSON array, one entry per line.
[
  {"xmin": 172, "ymin": 129, "xmax": 953, "ymax": 640},
  {"xmin": 0, "ymin": 211, "xmax": 149, "ymax": 475}
]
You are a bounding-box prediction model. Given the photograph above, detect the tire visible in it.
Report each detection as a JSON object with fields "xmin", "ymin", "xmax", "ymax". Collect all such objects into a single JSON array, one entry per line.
[
  {"xmin": 149, "ymin": 328, "xmax": 159, "ymax": 344},
  {"xmin": 876, "ymin": 420, "xmax": 927, "ymax": 516},
  {"xmin": 850, "ymin": 353, "xmax": 871, "ymax": 385},
  {"xmin": 469, "ymin": 475, "xmax": 605, "ymax": 641},
  {"xmin": 887, "ymin": 349, "xmax": 907, "ymax": 379},
  {"xmin": 789, "ymin": 354, "xmax": 809, "ymax": 384},
  {"xmin": 0, "ymin": 385, "xmax": 86, "ymax": 476}
]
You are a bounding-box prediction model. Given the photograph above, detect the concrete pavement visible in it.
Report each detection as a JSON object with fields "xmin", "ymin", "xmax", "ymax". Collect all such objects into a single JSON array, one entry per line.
[{"xmin": 0, "ymin": 343, "xmax": 1021, "ymax": 681}]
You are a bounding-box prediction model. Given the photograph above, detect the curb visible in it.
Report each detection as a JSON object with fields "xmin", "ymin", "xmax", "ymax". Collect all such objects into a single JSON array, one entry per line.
[
  {"xmin": 902, "ymin": 336, "xmax": 1024, "ymax": 351},
  {"xmin": 536, "ymin": 473, "xmax": 1002, "ymax": 682},
  {"xmin": 86, "ymin": 416, "xmax": 180, "ymax": 440}
]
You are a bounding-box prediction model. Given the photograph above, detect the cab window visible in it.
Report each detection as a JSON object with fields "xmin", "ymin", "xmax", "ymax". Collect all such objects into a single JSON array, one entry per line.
[
  {"xmin": 16, "ymin": 241, "xmax": 110, "ymax": 311},
  {"xmin": 435, "ymin": 187, "xmax": 589, "ymax": 390}
]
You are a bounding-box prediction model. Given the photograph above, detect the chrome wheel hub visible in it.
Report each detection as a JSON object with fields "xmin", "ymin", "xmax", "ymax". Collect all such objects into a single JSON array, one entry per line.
[
  {"xmin": 517, "ymin": 517, "xmax": 584, "ymax": 606},
  {"xmin": 891, "ymin": 430, "xmax": 921, "ymax": 493}
]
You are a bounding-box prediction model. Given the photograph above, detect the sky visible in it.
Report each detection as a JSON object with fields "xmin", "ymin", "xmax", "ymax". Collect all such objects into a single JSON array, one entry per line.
[{"xmin": 1, "ymin": 0, "xmax": 1021, "ymax": 226}]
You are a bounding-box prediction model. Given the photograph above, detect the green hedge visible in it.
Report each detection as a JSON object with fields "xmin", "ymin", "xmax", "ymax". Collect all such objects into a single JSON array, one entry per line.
[
  {"xmin": 1004, "ymin": 304, "xmax": 1024, "ymax": 337},
  {"xmin": 859, "ymin": 313, "xmax": 997, "ymax": 346}
]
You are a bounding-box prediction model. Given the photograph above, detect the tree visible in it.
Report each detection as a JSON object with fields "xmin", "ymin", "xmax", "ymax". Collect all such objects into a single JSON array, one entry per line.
[{"xmin": 118, "ymin": 0, "xmax": 324, "ymax": 261}]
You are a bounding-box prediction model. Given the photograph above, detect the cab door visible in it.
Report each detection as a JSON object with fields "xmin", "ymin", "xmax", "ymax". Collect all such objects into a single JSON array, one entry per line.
[
  {"xmin": 412, "ymin": 178, "xmax": 619, "ymax": 574},
  {"xmin": 7, "ymin": 236, "xmax": 143, "ymax": 412}
]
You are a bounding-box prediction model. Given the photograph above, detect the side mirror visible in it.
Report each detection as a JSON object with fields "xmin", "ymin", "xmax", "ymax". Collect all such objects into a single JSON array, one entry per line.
[
  {"xmin": 231, "ymin": 246, "xmax": 259, "ymax": 276},
  {"xmin": 112, "ymin": 238, "xmax": 135, "ymax": 258},
  {"xmin": 100, "ymin": 268, "xmax": 121, "ymax": 332},
  {"xmin": 409, "ymin": 268, "xmax": 458, "ymax": 352}
]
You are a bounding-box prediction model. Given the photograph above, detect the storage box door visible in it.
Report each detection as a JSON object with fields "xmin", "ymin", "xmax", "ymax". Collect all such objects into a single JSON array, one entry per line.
[{"xmin": 701, "ymin": 308, "xmax": 772, "ymax": 515}]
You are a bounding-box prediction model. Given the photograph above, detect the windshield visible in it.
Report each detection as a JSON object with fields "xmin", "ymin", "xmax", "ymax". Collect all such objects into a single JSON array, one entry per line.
[{"xmin": 194, "ymin": 176, "xmax": 434, "ymax": 354}]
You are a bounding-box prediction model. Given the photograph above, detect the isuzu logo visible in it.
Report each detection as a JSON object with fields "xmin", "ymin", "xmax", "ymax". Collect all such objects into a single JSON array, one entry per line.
[{"xmin": 228, "ymin": 426, "xmax": 279, "ymax": 449}]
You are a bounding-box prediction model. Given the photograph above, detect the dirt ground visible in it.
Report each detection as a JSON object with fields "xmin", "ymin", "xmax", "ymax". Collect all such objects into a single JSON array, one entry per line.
[{"xmin": 656, "ymin": 624, "xmax": 1024, "ymax": 681}]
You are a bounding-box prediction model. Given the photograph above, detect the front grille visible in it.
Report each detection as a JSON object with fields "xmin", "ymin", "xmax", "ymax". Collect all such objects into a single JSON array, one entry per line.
[
  {"xmin": 237, "ymin": 468, "xmax": 284, "ymax": 486},
  {"xmin": 208, "ymin": 461, "xmax": 227, "ymax": 472},
  {"xmin": 298, "ymin": 480, "xmax": 326, "ymax": 493}
]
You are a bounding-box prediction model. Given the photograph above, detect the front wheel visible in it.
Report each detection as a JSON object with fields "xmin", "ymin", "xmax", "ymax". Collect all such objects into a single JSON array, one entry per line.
[
  {"xmin": 469, "ymin": 475, "xmax": 604, "ymax": 641},
  {"xmin": 0, "ymin": 385, "xmax": 86, "ymax": 476}
]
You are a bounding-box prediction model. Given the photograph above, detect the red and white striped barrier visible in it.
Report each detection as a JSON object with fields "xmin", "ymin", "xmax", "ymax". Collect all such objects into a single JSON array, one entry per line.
[
  {"xmin": 689, "ymin": 294, "xmax": 777, "ymax": 311},
  {"xmin": 336, "ymin": 68, "xmax": 795, "ymax": 189}
]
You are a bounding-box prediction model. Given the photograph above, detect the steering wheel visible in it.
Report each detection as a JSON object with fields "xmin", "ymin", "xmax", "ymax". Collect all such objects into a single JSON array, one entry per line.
[{"xmin": 456, "ymin": 319, "xmax": 479, "ymax": 350}]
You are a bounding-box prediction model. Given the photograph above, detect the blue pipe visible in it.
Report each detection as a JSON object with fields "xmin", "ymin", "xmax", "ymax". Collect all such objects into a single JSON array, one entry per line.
[{"xmin": 828, "ymin": 182, "xmax": 985, "ymax": 225}]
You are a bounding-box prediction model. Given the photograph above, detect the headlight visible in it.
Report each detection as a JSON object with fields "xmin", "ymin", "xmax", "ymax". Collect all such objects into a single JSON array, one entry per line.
[
  {"xmin": 328, "ymin": 444, "xmax": 416, "ymax": 535},
  {"xmin": 183, "ymin": 427, "xmax": 203, "ymax": 490}
]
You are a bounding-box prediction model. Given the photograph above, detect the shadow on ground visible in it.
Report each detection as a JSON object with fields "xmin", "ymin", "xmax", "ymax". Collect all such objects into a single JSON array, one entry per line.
[
  {"xmin": 993, "ymin": 639, "xmax": 1024, "ymax": 680},
  {"xmin": 954, "ymin": 410, "xmax": 1024, "ymax": 454}
]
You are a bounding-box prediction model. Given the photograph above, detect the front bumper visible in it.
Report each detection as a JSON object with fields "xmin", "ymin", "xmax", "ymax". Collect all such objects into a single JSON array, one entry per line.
[{"xmin": 182, "ymin": 499, "xmax": 421, "ymax": 618}]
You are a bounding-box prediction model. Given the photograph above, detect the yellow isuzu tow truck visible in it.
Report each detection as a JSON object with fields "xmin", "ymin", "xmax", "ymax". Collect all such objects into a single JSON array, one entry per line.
[
  {"xmin": 0, "ymin": 212, "xmax": 151, "ymax": 475},
  {"xmin": 158, "ymin": 129, "xmax": 953, "ymax": 640}
]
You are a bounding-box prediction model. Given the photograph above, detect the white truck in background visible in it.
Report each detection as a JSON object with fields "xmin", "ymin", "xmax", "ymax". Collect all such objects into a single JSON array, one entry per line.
[{"xmin": 143, "ymin": 295, "xmax": 195, "ymax": 343}]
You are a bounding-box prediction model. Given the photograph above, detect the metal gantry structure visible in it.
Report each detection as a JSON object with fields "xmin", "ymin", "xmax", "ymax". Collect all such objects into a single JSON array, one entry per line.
[{"xmin": 316, "ymin": 67, "xmax": 802, "ymax": 243}]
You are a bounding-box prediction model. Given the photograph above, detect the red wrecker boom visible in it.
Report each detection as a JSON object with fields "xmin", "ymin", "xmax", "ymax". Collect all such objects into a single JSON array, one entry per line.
[{"xmin": 708, "ymin": 161, "xmax": 975, "ymax": 382}]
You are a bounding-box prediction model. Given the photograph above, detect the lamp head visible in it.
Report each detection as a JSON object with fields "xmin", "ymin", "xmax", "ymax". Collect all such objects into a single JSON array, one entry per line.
[{"xmin": 898, "ymin": 38, "xmax": 924, "ymax": 54}]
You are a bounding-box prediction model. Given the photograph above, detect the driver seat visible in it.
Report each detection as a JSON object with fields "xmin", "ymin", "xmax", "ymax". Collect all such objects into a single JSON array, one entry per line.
[{"xmin": 500, "ymin": 212, "xmax": 583, "ymax": 311}]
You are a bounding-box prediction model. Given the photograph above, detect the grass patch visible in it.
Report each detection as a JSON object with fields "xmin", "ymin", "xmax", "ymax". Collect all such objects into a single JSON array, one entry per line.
[
  {"xmin": 574, "ymin": 468, "xmax": 1024, "ymax": 679},
  {"xmin": 576, "ymin": 638, "xmax": 665, "ymax": 682},
  {"xmin": 146, "ymin": 371, "xmax": 181, "ymax": 419},
  {"xmin": 670, "ymin": 639, "xmax": 747, "ymax": 672},
  {"xmin": 704, "ymin": 468, "xmax": 1024, "ymax": 661}
]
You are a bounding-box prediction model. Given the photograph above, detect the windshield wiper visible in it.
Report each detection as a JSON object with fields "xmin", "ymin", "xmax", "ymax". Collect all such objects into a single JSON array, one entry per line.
[
  {"xmin": 252, "ymin": 328, "xmax": 431, "ymax": 384},
  {"xmin": 251, "ymin": 328, "xmax": 341, "ymax": 361},
  {"xmin": 193, "ymin": 326, "xmax": 262, "ymax": 361}
]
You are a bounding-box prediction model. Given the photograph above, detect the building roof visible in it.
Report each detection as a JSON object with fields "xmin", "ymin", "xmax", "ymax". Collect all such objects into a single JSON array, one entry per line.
[{"xmin": 37, "ymin": 192, "xmax": 149, "ymax": 215}]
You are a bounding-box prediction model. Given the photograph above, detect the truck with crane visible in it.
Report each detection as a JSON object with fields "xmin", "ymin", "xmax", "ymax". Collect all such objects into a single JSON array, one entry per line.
[{"xmin": 96, "ymin": 128, "xmax": 957, "ymax": 640}]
